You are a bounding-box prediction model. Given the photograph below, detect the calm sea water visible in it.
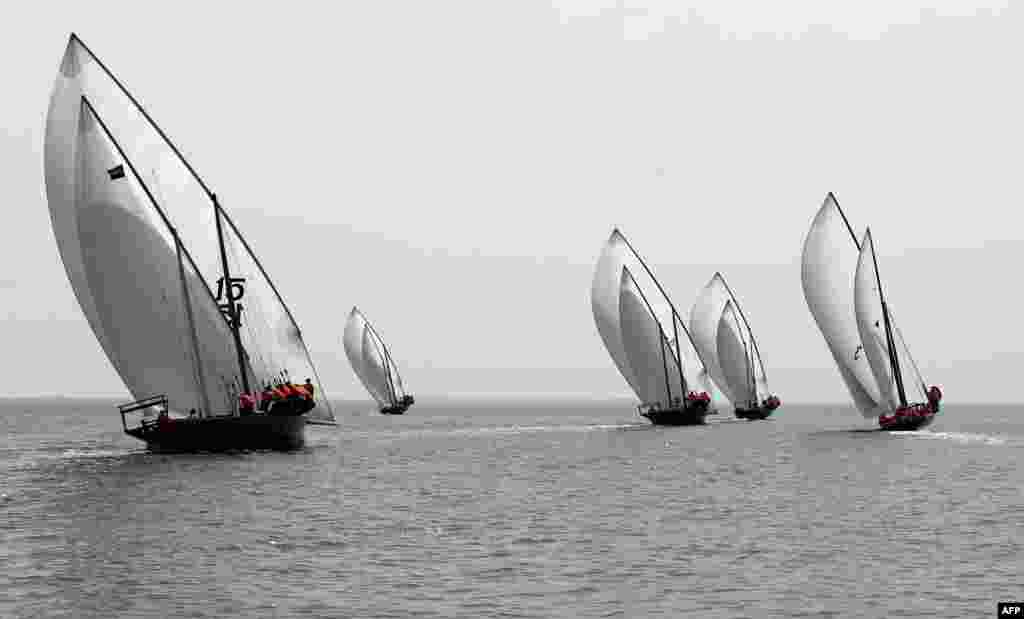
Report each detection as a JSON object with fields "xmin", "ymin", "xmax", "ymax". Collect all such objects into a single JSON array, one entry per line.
[{"xmin": 0, "ymin": 398, "xmax": 1020, "ymax": 618}]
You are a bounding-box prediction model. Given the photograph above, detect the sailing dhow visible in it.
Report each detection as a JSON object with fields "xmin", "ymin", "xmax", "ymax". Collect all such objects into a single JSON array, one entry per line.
[
  {"xmin": 343, "ymin": 308, "xmax": 414, "ymax": 415},
  {"xmin": 591, "ymin": 229, "xmax": 714, "ymax": 425},
  {"xmin": 44, "ymin": 34, "xmax": 335, "ymax": 450},
  {"xmin": 689, "ymin": 273, "xmax": 781, "ymax": 420},
  {"xmin": 801, "ymin": 192, "xmax": 942, "ymax": 431}
]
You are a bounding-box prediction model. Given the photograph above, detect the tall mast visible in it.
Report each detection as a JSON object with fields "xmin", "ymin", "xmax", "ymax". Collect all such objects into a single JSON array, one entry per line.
[
  {"xmin": 867, "ymin": 232, "xmax": 907, "ymax": 407},
  {"xmin": 624, "ymin": 268, "xmax": 675, "ymax": 406},
  {"xmin": 615, "ymin": 231, "xmax": 693, "ymax": 395},
  {"xmin": 175, "ymin": 232, "xmax": 212, "ymax": 417},
  {"xmin": 213, "ymin": 196, "xmax": 251, "ymax": 396}
]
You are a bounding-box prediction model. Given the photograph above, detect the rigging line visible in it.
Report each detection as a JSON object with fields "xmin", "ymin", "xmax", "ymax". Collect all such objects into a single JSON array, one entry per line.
[
  {"xmin": 715, "ymin": 272, "xmax": 768, "ymax": 381},
  {"xmin": 80, "ymin": 97, "xmax": 230, "ymax": 331},
  {"xmin": 828, "ymin": 191, "xmax": 862, "ymax": 251},
  {"xmin": 624, "ymin": 267, "xmax": 678, "ymax": 405}
]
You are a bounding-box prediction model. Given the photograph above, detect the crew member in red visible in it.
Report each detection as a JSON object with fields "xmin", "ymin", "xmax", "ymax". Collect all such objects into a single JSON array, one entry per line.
[
  {"xmin": 238, "ymin": 392, "xmax": 256, "ymax": 414},
  {"xmin": 927, "ymin": 385, "xmax": 942, "ymax": 412}
]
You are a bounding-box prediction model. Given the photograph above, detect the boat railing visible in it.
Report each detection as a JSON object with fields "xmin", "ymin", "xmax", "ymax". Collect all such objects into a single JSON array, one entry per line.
[{"xmin": 118, "ymin": 395, "xmax": 169, "ymax": 432}]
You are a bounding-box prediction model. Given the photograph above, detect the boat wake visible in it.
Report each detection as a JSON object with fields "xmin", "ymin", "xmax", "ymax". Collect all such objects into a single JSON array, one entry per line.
[
  {"xmin": 384, "ymin": 423, "xmax": 641, "ymax": 440},
  {"xmin": 895, "ymin": 431, "xmax": 1009, "ymax": 446},
  {"xmin": 58, "ymin": 447, "xmax": 141, "ymax": 460}
]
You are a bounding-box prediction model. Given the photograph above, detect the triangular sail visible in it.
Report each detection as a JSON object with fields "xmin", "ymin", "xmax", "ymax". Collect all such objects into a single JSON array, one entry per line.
[
  {"xmin": 342, "ymin": 308, "xmax": 380, "ymax": 405},
  {"xmin": 689, "ymin": 273, "xmax": 738, "ymax": 403},
  {"xmin": 221, "ymin": 222, "xmax": 333, "ymax": 421},
  {"xmin": 716, "ymin": 302, "xmax": 756, "ymax": 407},
  {"xmin": 64, "ymin": 102, "xmax": 239, "ymax": 414},
  {"xmin": 618, "ymin": 268, "xmax": 685, "ymax": 407},
  {"xmin": 801, "ymin": 193, "xmax": 881, "ymax": 418},
  {"xmin": 591, "ymin": 230, "xmax": 644, "ymax": 397},
  {"xmin": 342, "ymin": 307, "xmax": 407, "ymax": 409},
  {"xmin": 853, "ymin": 230, "xmax": 900, "ymax": 413}
]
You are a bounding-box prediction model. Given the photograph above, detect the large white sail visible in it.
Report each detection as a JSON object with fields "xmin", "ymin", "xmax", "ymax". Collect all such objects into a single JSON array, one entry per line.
[
  {"xmin": 688, "ymin": 273, "xmax": 737, "ymax": 403},
  {"xmin": 343, "ymin": 308, "xmax": 406, "ymax": 408},
  {"xmin": 591, "ymin": 230, "xmax": 644, "ymax": 397},
  {"xmin": 801, "ymin": 194, "xmax": 881, "ymax": 418},
  {"xmin": 716, "ymin": 302, "xmax": 756, "ymax": 407},
  {"xmin": 46, "ymin": 35, "xmax": 333, "ymax": 421},
  {"xmin": 343, "ymin": 308, "xmax": 379, "ymax": 404},
  {"xmin": 853, "ymin": 230, "xmax": 900, "ymax": 413},
  {"xmin": 55, "ymin": 100, "xmax": 241, "ymax": 414},
  {"xmin": 618, "ymin": 268, "xmax": 685, "ymax": 407}
]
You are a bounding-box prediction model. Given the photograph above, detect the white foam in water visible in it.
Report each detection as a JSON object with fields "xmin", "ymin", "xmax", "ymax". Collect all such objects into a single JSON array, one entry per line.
[
  {"xmin": 388, "ymin": 423, "xmax": 639, "ymax": 440},
  {"xmin": 59, "ymin": 447, "xmax": 136, "ymax": 460},
  {"xmin": 897, "ymin": 431, "xmax": 1008, "ymax": 446}
]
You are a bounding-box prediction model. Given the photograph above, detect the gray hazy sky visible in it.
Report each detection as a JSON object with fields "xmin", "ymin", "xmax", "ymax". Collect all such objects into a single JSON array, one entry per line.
[{"xmin": 1, "ymin": 1, "xmax": 1019, "ymax": 402}]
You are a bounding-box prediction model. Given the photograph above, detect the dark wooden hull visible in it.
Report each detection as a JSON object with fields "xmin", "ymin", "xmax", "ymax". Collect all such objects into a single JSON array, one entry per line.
[
  {"xmin": 878, "ymin": 409, "xmax": 937, "ymax": 431},
  {"xmin": 640, "ymin": 401, "xmax": 709, "ymax": 426},
  {"xmin": 735, "ymin": 406, "xmax": 775, "ymax": 420},
  {"xmin": 380, "ymin": 403, "xmax": 411, "ymax": 415},
  {"xmin": 380, "ymin": 395, "xmax": 415, "ymax": 415},
  {"xmin": 126, "ymin": 412, "xmax": 306, "ymax": 452}
]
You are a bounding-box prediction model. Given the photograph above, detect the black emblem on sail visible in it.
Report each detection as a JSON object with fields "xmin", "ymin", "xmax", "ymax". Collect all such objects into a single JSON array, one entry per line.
[
  {"xmin": 854, "ymin": 344, "xmax": 863, "ymax": 361},
  {"xmin": 107, "ymin": 164, "xmax": 125, "ymax": 180}
]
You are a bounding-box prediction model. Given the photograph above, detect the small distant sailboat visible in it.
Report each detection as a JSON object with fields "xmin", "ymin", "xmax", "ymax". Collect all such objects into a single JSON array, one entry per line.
[
  {"xmin": 44, "ymin": 35, "xmax": 335, "ymax": 451},
  {"xmin": 801, "ymin": 193, "xmax": 943, "ymax": 431},
  {"xmin": 689, "ymin": 273, "xmax": 781, "ymax": 420},
  {"xmin": 592, "ymin": 230, "xmax": 713, "ymax": 425},
  {"xmin": 343, "ymin": 308, "xmax": 414, "ymax": 415}
]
